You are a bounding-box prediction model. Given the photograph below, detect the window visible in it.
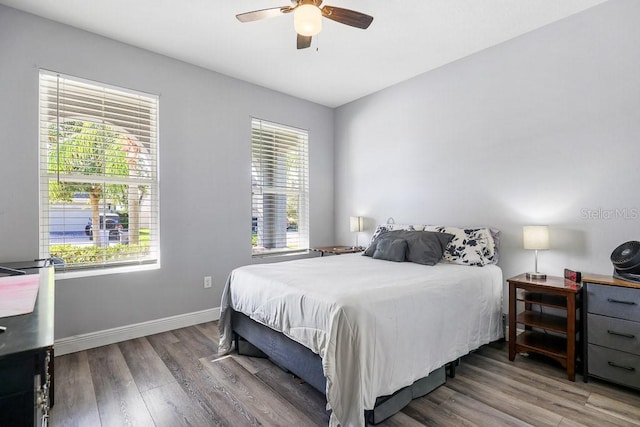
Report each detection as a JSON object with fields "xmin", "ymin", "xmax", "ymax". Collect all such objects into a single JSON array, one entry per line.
[
  {"xmin": 251, "ymin": 118, "xmax": 309, "ymax": 256},
  {"xmin": 39, "ymin": 71, "xmax": 159, "ymax": 271}
]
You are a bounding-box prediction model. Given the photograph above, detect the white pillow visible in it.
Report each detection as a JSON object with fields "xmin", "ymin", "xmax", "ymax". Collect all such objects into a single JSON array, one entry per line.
[{"xmin": 424, "ymin": 226, "xmax": 496, "ymax": 266}]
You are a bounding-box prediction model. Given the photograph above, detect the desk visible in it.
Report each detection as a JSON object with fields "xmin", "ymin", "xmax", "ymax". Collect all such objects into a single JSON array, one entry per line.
[{"xmin": 0, "ymin": 266, "xmax": 54, "ymax": 426}]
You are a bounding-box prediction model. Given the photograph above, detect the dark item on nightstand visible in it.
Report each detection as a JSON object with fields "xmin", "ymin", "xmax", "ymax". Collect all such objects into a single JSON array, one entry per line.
[
  {"xmin": 582, "ymin": 273, "xmax": 640, "ymax": 390},
  {"xmin": 564, "ymin": 268, "xmax": 582, "ymax": 283},
  {"xmin": 508, "ymin": 274, "xmax": 581, "ymax": 381},
  {"xmin": 312, "ymin": 246, "xmax": 364, "ymax": 256},
  {"xmin": 611, "ymin": 241, "xmax": 640, "ymax": 284}
]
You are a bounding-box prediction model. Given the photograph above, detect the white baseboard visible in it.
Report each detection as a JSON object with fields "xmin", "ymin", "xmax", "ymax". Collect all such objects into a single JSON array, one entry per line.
[{"xmin": 54, "ymin": 307, "xmax": 221, "ymax": 356}]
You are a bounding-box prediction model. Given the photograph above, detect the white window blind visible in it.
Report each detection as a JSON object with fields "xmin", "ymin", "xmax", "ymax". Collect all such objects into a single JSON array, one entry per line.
[
  {"xmin": 38, "ymin": 71, "xmax": 159, "ymax": 270},
  {"xmin": 251, "ymin": 118, "xmax": 309, "ymax": 256}
]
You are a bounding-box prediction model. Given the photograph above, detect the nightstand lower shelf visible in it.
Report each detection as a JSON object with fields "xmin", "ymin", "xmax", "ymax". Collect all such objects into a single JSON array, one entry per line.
[{"xmin": 515, "ymin": 331, "xmax": 568, "ymax": 366}]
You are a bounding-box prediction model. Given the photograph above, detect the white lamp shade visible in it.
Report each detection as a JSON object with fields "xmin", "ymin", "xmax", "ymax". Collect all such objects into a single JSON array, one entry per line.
[
  {"xmin": 350, "ymin": 216, "xmax": 364, "ymax": 233},
  {"xmin": 294, "ymin": 4, "xmax": 322, "ymax": 36},
  {"xmin": 523, "ymin": 225, "xmax": 550, "ymax": 250}
]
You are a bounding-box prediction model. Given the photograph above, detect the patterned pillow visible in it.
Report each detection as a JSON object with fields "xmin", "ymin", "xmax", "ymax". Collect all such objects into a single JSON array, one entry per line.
[
  {"xmin": 424, "ymin": 226, "xmax": 497, "ymax": 267},
  {"xmin": 367, "ymin": 224, "xmax": 426, "ymax": 248}
]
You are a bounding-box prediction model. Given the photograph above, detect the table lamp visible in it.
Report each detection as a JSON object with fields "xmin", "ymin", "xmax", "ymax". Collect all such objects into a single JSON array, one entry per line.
[
  {"xmin": 523, "ymin": 225, "xmax": 549, "ymax": 280},
  {"xmin": 350, "ymin": 216, "xmax": 364, "ymax": 249}
]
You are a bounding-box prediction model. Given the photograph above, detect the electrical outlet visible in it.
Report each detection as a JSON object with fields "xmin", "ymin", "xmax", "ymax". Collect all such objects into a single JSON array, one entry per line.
[{"xmin": 203, "ymin": 276, "xmax": 212, "ymax": 288}]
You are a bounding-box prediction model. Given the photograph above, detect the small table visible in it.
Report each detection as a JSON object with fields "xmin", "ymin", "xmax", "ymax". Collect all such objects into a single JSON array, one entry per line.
[
  {"xmin": 507, "ymin": 274, "xmax": 581, "ymax": 381},
  {"xmin": 312, "ymin": 246, "xmax": 364, "ymax": 256}
]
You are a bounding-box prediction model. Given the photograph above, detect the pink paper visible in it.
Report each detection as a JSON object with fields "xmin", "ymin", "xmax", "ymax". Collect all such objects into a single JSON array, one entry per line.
[{"xmin": 0, "ymin": 273, "xmax": 40, "ymax": 317}]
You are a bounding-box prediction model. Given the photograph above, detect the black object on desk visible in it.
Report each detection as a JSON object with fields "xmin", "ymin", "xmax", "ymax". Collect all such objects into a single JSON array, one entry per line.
[{"xmin": 0, "ymin": 265, "xmax": 55, "ymax": 426}]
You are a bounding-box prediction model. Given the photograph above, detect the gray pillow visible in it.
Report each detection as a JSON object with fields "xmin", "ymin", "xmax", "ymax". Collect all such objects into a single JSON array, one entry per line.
[
  {"xmin": 364, "ymin": 230, "xmax": 453, "ymax": 265},
  {"xmin": 404, "ymin": 231, "xmax": 454, "ymax": 265},
  {"xmin": 362, "ymin": 229, "xmax": 390, "ymax": 257},
  {"xmin": 372, "ymin": 236, "xmax": 407, "ymax": 262}
]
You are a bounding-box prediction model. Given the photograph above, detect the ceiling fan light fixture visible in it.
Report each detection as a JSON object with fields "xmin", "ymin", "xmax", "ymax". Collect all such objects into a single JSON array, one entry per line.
[{"xmin": 294, "ymin": 4, "xmax": 322, "ymax": 37}]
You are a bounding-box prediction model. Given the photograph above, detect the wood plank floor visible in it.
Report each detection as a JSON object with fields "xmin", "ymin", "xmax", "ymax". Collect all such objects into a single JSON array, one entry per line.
[{"xmin": 50, "ymin": 322, "xmax": 640, "ymax": 426}]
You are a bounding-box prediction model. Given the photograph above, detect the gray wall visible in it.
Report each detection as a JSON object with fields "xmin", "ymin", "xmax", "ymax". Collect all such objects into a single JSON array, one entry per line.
[
  {"xmin": 0, "ymin": 5, "xmax": 334, "ymax": 338},
  {"xmin": 334, "ymin": 0, "xmax": 640, "ymax": 300}
]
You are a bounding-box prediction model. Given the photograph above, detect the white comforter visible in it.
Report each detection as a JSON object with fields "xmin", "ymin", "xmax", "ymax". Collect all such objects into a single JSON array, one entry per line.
[{"xmin": 218, "ymin": 254, "xmax": 503, "ymax": 427}]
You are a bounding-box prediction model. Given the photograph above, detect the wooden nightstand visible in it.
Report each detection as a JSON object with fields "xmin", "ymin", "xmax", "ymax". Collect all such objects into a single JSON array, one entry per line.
[
  {"xmin": 508, "ymin": 274, "xmax": 581, "ymax": 381},
  {"xmin": 312, "ymin": 246, "xmax": 364, "ymax": 256}
]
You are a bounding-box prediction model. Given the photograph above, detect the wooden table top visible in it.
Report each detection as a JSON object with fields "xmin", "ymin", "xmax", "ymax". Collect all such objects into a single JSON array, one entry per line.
[
  {"xmin": 507, "ymin": 274, "xmax": 581, "ymax": 292},
  {"xmin": 312, "ymin": 246, "xmax": 364, "ymax": 254}
]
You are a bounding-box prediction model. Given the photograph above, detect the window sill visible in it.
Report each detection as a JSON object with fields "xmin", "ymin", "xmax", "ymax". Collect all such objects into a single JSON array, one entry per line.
[
  {"xmin": 252, "ymin": 249, "xmax": 309, "ymax": 258},
  {"xmin": 251, "ymin": 250, "xmax": 313, "ymax": 262},
  {"xmin": 54, "ymin": 262, "xmax": 160, "ymax": 280}
]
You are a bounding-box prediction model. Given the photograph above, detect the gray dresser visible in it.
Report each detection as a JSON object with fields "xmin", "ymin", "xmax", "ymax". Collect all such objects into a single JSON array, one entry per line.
[{"xmin": 583, "ymin": 274, "xmax": 640, "ymax": 389}]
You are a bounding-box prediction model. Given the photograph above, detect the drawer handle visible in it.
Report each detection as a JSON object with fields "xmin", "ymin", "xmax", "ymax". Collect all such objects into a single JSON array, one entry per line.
[
  {"xmin": 608, "ymin": 361, "xmax": 636, "ymax": 372},
  {"xmin": 607, "ymin": 330, "xmax": 636, "ymax": 339},
  {"xmin": 607, "ymin": 298, "xmax": 637, "ymax": 305}
]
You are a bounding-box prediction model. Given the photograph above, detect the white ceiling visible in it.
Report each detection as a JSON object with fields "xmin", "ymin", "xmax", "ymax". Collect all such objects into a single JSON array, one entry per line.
[{"xmin": 0, "ymin": 0, "xmax": 608, "ymax": 107}]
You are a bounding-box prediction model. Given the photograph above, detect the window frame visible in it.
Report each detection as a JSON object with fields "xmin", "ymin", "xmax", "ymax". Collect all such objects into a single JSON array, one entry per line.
[
  {"xmin": 251, "ymin": 118, "xmax": 309, "ymax": 257},
  {"xmin": 38, "ymin": 70, "xmax": 160, "ymax": 273}
]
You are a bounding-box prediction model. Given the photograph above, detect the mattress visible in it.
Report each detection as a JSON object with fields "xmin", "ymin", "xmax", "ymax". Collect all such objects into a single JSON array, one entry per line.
[{"xmin": 219, "ymin": 254, "xmax": 503, "ymax": 427}]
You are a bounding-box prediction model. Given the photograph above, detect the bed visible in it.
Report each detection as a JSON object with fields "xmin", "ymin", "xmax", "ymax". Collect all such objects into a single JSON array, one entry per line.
[{"xmin": 218, "ymin": 225, "xmax": 504, "ymax": 427}]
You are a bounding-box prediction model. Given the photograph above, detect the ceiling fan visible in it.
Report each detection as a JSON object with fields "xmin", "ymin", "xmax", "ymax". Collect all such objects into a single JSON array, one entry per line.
[{"xmin": 236, "ymin": 0, "xmax": 374, "ymax": 49}]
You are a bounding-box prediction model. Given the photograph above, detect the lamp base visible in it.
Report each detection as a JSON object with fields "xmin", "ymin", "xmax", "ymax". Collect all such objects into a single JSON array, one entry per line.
[{"xmin": 526, "ymin": 272, "xmax": 547, "ymax": 280}]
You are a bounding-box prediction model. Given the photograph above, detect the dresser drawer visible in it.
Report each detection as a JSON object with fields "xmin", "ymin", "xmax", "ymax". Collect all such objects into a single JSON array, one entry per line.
[
  {"xmin": 588, "ymin": 313, "xmax": 640, "ymax": 355},
  {"xmin": 588, "ymin": 343, "xmax": 640, "ymax": 390},
  {"xmin": 587, "ymin": 283, "xmax": 640, "ymax": 322}
]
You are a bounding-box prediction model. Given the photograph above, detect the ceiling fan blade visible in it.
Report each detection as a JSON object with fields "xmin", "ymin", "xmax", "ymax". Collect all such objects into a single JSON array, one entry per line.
[
  {"xmin": 297, "ymin": 34, "xmax": 312, "ymax": 49},
  {"xmin": 321, "ymin": 6, "xmax": 373, "ymax": 29},
  {"xmin": 236, "ymin": 6, "xmax": 293, "ymax": 23}
]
